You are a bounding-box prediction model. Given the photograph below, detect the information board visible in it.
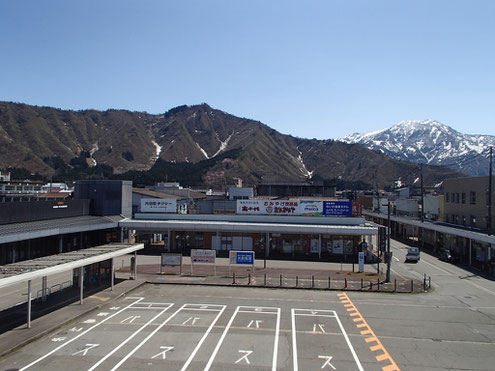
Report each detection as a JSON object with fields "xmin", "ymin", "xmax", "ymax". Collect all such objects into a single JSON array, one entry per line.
[
  {"xmin": 229, "ymin": 250, "xmax": 255, "ymax": 271},
  {"xmin": 191, "ymin": 249, "xmax": 216, "ymax": 264},
  {"xmin": 323, "ymin": 201, "xmax": 353, "ymax": 216},
  {"xmin": 160, "ymin": 253, "xmax": 182, "ymax": 274},
  {"xmin": 190, "ymin": 249, "xmax": 216, "ymax": 275}
]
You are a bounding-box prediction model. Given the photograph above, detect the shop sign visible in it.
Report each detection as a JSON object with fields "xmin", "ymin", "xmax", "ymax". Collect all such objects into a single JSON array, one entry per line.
[
  {"xmin": 323, "ymin": 201, "xmax": 352, "ymax": 216},
  {"xmin": 141, "ymin": 198, "xmax": 177, "ymax": 213},
  {"xmin": 237, "ymin": 200, "xmax": 299, "ymax": 215}
]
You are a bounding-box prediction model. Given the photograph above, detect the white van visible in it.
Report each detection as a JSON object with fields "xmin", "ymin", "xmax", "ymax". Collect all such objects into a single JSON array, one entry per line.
[{"xmin": 405, "ymin": 247, "xmax": 420, "ymax": 263}]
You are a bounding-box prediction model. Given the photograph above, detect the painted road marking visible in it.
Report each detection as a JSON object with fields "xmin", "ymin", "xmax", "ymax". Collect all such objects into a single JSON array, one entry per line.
[
  {"xmin": 205, "ymin": 305, "xmax": 281, "ymax": 371},
  {"xmin": 110, "ymin": 303, "xmax": 226, "ymax": 371},
  {"xmin": 318, "ymin": 355, "xmax": 336, "ymax": 370},
  {"xmin": 19, "ymin": 297, "xmax": 145, "ymax": 370},
  {"xmin": 87, "ymin": 303, "xmax": 174, "ymax": 371},
  {"xmin": 292, "ymin": 308, "xmax": 364, "ymax": 371},
  {"xmin": 236, "ymin": 350, "xmax": 253, "ymax": 364},
  {"xmin": 151, "ymin": 346, "xmax": 174, "ymax": 359},
  {"xmin": 72, "ymin": 343, "xmax": 99, "ymax": 356},
  {"xmin": 338, "ymin": 292, "xmax": 400, "ymax": 371}
]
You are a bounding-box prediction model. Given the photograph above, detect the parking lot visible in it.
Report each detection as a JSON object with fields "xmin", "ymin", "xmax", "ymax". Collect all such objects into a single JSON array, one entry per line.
[{"xmin": 0, "ymin": 285, "xmax": 396, "ymax": 371}]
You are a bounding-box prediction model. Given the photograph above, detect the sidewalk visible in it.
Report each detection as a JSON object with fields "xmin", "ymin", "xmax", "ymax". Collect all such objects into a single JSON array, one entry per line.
[{"xmin": 118, "ymin": 255, "xmax": 427, "ymax": 293}]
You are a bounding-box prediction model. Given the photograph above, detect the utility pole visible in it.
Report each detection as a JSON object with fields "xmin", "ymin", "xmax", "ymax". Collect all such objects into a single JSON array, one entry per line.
[
  {"xmin": 386, "ymin": 201, "xmax": 391, "ymax": 282},
  {"xmin": 420, "ymin": 163, "xmax": 424, "ymax": 222},
  {"xmin": 488, "ymin": 146, "xmax": 493, "ymax": 235}
]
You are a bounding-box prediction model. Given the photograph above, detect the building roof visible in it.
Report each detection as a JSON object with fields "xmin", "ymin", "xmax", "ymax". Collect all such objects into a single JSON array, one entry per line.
[
  {"xmin": 132, "ymin": 188, "xmax": 185, "ymax": 200},
  {"xmin": 364, "ymin": 210, "xmax": 495, "ymax": 245},
  {"xmin": 122, "ymin": 217, "xmax": 377, "ymax": 236},
  {"xmin": 0, "ymin": 215, "xmax": 123, "ymax": 244},
  {"xmin": 0, "ymin": 243, "xmax": 143, "ymax": 289}
]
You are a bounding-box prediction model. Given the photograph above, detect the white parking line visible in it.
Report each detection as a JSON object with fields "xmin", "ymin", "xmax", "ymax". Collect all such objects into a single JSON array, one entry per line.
[
  {"xmin": 19, "ymin": 297, "xmax": 144, "ymax": 371},
  {"xmin": 205, "ymin": 305, "xmax": 281, "ymax": 371},
  {"xmin": 87, "ymin": 303, "xmax": 174, "ymax": 371},
  {"xmin": 110, "ymin": 303, "xmax": 225, "ymax": 371},
  {"xmin": 291, "ymin": 308, "xmax": 364, "ymax": 371}
]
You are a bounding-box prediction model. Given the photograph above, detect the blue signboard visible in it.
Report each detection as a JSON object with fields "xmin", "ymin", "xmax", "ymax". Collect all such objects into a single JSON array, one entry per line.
[
  {"xmin": 323, "ymin": 201, "xmax": 352, "ymax": 216},
  {"xmin": 236, "ymin": 251, "xmax": 254, "ymax": 264},
  {"xmin": 230, "ymin": 251, "xmax": 255, "ymax": 265}
]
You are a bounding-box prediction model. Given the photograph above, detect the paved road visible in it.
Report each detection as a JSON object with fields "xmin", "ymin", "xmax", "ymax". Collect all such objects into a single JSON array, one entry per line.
[{"xmin": 0, "ymin": 278, "xmax": 494, "ymax": 370}]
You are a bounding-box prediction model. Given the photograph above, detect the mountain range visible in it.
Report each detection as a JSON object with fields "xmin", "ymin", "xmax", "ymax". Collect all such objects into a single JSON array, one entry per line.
[
  {"xmin": 0, "ymin": 102, "xmax": 463, "ymax": 188},
  {"xmin": 336, "ymin": 120, "xmax": 494, "ymax": 176}
]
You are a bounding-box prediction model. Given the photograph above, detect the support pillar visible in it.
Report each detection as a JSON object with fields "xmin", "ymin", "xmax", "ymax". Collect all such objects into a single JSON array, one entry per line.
[
  {"xmin": 58, "ymin": 235, "xmax": 63, "ymax": 254},
  {"xmin": 27, "ymin": 280, "xmax": 32, "ymax": 328},
  {"xmin": 79, "ymin": 266, "xmax": 84, "ymax": 305},
  {"xmin": 42, "ymin": 276, "xmax": 47, "ymax": 302},
  {"xmin": 133, "ymin": 251, "xmax": 137, "ymax": 279},
  {"xmin": 469, "ymin": 239, "xmax": 472, "ymax": 266},
  {"xmin": 318, "ymin": 234, "xmax": 322, "ymax": 260},
  {"xmin": 167, "ymin": 230, "xmax": 171, "ymax": 252},
  {"xmin": 111, "ymin": 259, "xmax": 115, "ymax": 291},
  {"xmin": 120, "ymin": 228, "xmax": 124, "ymax": 243}
]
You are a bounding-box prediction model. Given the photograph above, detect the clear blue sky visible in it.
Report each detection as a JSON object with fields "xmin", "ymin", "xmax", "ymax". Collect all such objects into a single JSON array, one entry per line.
[{"xmin": 1, "ymin": 0, "xmax": 494, "ymax": 139}]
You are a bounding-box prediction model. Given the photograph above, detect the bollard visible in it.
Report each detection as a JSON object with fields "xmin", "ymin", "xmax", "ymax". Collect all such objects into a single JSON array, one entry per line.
[
  {"xmin": 411, "ymin": 280, "xmax": 414, "ymax": 292},
  {"xmin": 248, "ymin": 273, "xmax": 251, "ymax": 285},
  {"xmin": 360, "ymin": 278, "xmax": 363, "ymax": 290},
  {"xmin": 296, "ymin": 276, "xmax": 299, "ymax": 287},
  {"xmin": 264, "ymin": 273, "xmax": 267, "ymax": 286},
  {"xmin": 232, "ymin": 272, "xmax": 236, "ymax": 285},
  {"xmin": 423, "ymin": 274, "xmax": 427, "ymax": 291},
  {"xmin": 369, "ymin": 281, "xmax": 372, "ymax": 290},
  {"xmin": 344, "ymin": 278, "xmax": 348, "ymax": 289},
  {"xmin": 280, "ymin": 274, "xmax": 283, "ymax": 287},
  {"xmin": 428, "ymin": 276, "xmax": 431, "ymax": 289},
  {"xmin": 312, "ymin": 275, "xmax": 314, "ymax": 288},
  {"xmin": 377, "ymin": 279, "xmax": 380, "ymax": 291},
  {"xmin": 328, "ymin": 276, "xmax": 331, "ymax": 289},
  {"xmin": 394, "ymin": 279, "xmax": 397, "ymax": 292}
]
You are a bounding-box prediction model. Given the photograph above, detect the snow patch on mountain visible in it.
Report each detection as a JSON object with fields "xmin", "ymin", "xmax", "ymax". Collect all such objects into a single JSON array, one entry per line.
[{"xmin": 212, "ymin": 132, "xmax": 234, "ymax": 158}]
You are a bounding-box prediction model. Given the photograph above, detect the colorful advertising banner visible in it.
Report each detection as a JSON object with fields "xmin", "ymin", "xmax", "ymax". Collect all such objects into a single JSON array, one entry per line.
[
  {"xmin": 237, "ymin": 200, "xmax": 299, "ymax": 215},
  {"xmin": 297, "ymin": 201, "xmax": 323, "ymax": 216}
]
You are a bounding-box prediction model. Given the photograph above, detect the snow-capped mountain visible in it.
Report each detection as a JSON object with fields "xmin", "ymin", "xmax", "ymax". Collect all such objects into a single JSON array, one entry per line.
[{"xmin": 336, "ymin": 120, "xmax": 495, "ymax": 176}]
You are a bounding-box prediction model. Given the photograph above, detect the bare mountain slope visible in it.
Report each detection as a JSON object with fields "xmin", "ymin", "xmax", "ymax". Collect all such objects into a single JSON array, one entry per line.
[{"xmin": 0, "ymin": 102, "xmax": 463, "ymax": 187}]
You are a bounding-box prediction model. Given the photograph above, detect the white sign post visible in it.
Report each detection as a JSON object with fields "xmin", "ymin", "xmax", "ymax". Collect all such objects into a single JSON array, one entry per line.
[
  {"xmin": 190, "ymin": 249, "xmax": 217, "ymax": 276},
  {"xmin": 358, "ymin": 252, "xmax": 365, "ymax": 273},
  {"xmin": 160, "ymin": 253, "xmax": 183, "ymax": 275},
  {"xmin": 229, "ymin": 250, "xmax": 255, "ymax": 275}
]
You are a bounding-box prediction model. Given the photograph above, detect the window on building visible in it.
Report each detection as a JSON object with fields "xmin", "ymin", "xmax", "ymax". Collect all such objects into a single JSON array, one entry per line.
[
  {"xmin": 455, "ymin": 215, "xmax": 459, "ymax": 224},
  {"xmin": 5, "ymin": 186, "xmax": 14, "ymax": 191},
  {"xmin": 470, "ymin": 191, "xmax": 476, "ymax": 205},
  {"xmin": 446, "ymin": 192, "xmax": 450, "ymax": 202},
  {"xmin": 16, "ymin": 186, "xmax": 22, "ymax": 191},
  {"xmin": 462, "ymin": 215, "xmax": 466, "ymax": 225},
  {"xmin": 470, "ymin": 215, "xmax": 476, "ymax": 226},
  {"xmin": 461, "ymin": 192, "xmax": 466, "ymax": 204},
  {"xmin": 456, "ymin": 193, "xmax": 460, "ymax": 203}
]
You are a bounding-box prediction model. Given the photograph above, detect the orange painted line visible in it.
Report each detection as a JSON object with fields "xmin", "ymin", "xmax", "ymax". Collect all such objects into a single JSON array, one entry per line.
[{"xmin": 339, "ymin": 292, "xmax": 401, "ymax": 371}]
